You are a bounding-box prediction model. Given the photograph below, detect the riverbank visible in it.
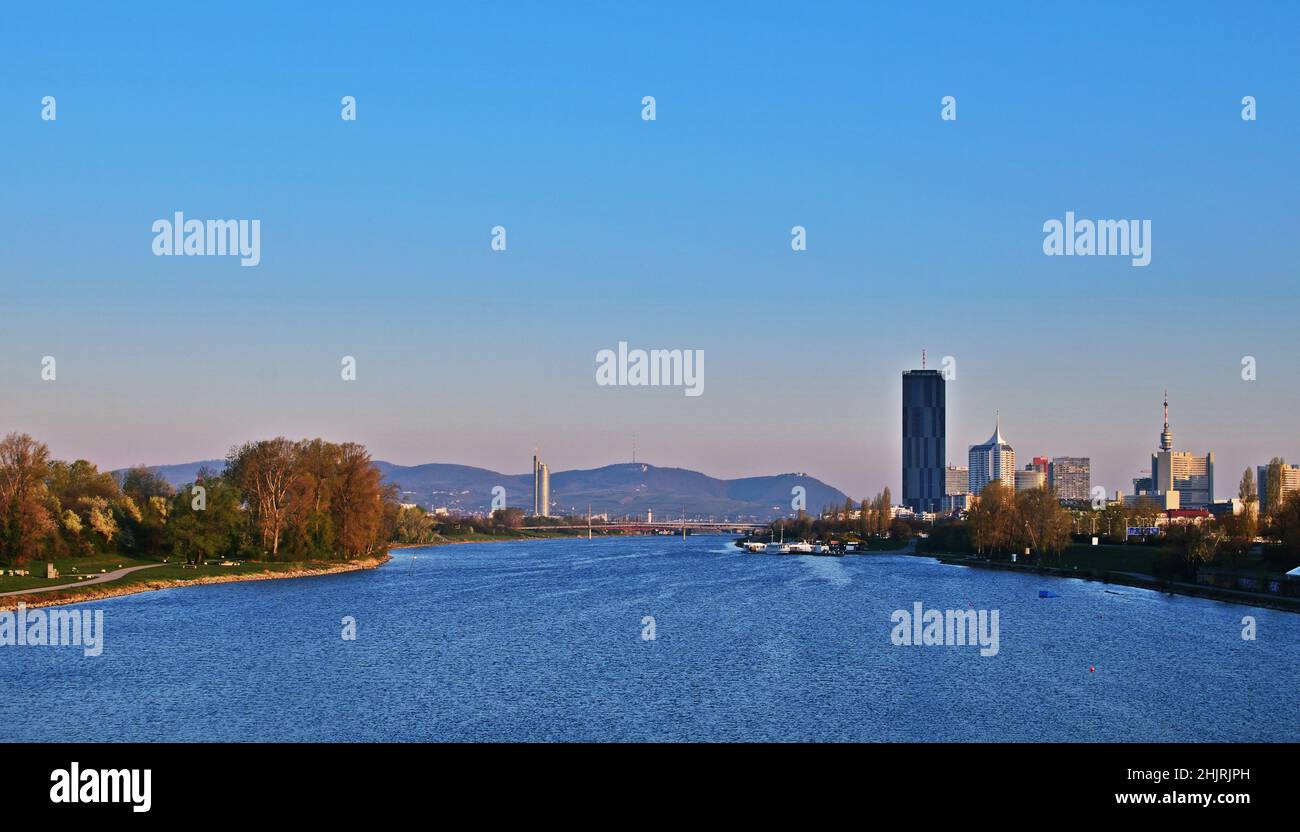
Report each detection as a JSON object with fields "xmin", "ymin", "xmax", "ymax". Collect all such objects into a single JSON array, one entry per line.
[
  {"xmin": 0, "ymin": 555, "xmax": 390, "ymax": 612},
  {"xmin": 915, "ymin": 548, "xmax": 1300, "ymax": 613}
]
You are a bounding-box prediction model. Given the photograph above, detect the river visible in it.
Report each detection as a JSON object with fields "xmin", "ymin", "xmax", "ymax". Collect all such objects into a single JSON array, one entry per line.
[{"xmin": 1, "ymin": 535, "xmax": 1294, "ymax": 741}]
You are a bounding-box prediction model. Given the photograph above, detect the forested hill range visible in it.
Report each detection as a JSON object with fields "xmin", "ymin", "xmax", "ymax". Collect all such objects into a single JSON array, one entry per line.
[{"xmin": 126, "ymin": 460, "xmax": 851, "ymax": 522}]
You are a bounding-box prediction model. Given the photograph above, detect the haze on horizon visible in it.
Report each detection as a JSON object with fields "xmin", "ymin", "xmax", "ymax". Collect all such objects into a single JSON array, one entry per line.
[{"xmin": 2, "ymin": 2, "xmax": 1297, "ymax": 502}]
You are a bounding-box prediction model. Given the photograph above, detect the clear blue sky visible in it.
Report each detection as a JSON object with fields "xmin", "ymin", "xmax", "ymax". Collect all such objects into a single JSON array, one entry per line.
[{"xmin": 1, "ymin": 1, "xmax": 1297, "ymax": 501}]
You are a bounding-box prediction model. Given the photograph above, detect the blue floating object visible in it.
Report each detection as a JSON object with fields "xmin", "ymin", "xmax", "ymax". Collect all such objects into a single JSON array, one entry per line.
[{"xmin": 1038, "ymin": 590, "xmax": 1061, "ymax": 598}]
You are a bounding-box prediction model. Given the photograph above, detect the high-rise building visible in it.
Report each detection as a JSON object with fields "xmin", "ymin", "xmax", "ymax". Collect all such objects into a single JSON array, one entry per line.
[
  {"xmin": 1146, "ymin": 392, "xmax": 1214, "ymax": 508},
  {"xmin": 968, "ymin": 415, "xmax": 1015, "ymax": 494},
  {"xmin": 532, "ymin": 455, "xmax": 552, "ymax": 517},
  {"xmin": 944, "ymin": 465, "xmax": 969, "ymax": 495},
  {"xmin": 902, "ymin": 367, "xmax": 946, "ymax": 513},
  {"xmin": 1050, "ymin": 457, "xmax": 1091, "ymax": 503},
  {"xmin": 1257, "ymin": 462, "xmax": 1300, "ymax": 514},
  {"xmin": 1015, "ymin": 467, "xmax": 1046, "ymax": 492}
]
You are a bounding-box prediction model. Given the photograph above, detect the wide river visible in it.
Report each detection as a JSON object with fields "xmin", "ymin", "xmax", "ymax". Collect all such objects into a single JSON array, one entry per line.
[{"xmin": 2, "ymin": 536, "xmax": 1295, "ymax": 742}]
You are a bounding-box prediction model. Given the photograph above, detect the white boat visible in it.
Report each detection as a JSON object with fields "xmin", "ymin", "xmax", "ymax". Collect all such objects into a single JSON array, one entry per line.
[
  {"xmin": 742, "ymin": 541, "xmax": 767, "ymax": 553},
  {"xmin": 787, "ymin": 540, "xmax": 814, "ymax": 554}
]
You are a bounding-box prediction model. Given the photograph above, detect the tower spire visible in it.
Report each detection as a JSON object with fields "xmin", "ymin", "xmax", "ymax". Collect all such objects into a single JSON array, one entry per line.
[{"xmin": 1159, "ymin": 390, "xmax": 1173, "ymax": 452}]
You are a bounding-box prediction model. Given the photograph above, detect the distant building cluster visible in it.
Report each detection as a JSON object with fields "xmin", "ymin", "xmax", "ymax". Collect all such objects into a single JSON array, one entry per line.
[
  {"xmin": 901, "ymin": 360, "xmax": 1094, "ymax": 519},
  {"xmin": 1128, "ymin": 392, "xmax": 1214, "ymax": 510},
  {"xmin": 898, "ymin": 365, "xmax": 1294, "ymax": 524}
]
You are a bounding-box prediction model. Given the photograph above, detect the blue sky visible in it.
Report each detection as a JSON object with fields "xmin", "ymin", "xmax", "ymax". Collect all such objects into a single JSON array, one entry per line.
[{"xmin": 1, "ymin": 2, "xmax": 1297, "ymax": 501}]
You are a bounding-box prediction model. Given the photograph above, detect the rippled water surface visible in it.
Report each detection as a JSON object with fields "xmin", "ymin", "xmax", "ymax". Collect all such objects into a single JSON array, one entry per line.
[{"xmin": 2, "ymin": 536, "xmax": 1295, "ymax": 741}]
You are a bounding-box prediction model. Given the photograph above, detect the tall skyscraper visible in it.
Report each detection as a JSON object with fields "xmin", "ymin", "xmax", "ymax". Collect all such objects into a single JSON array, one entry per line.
[
  {"xmin": 1050, "ymin": 457, "xmax": 1091, "ymax": 503},
  {"xmin": 968, "ymin": 414, "xmax": 1016, "ymax": 494},
  {"xmin": 532, "ymin": 454, "xmax": 552, "ymax": 517},
  {"xmin": 902, "ymin": 365, "xmax": 946, "ymax": 513}
]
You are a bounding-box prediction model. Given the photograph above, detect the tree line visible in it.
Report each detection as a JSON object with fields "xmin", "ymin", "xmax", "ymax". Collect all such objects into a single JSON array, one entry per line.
[{"xmin": 0, "ymin": 432, "xmax": 393, "ymax": 565}]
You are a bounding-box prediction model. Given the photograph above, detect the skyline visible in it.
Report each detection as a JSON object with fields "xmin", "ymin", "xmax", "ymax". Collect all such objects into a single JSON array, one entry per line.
[
  {"xmin": 3, "ymin": 2, "xmax": 1298, "ymax": 500},
  {"xmin": 11, "ymin": 381, "xmax": 1275, "ymax": 509}
]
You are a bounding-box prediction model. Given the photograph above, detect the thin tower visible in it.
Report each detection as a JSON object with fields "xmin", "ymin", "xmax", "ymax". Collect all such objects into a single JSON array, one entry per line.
[{"xmin": 1160, "ymin": 390, "xmax": 1173, "ymax": 452}]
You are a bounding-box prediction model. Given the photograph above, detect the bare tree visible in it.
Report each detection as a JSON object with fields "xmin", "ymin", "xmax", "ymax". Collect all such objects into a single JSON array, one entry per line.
[{"xmin": 226, "ymin": 438, "xmax": 296, "ymax": 560}]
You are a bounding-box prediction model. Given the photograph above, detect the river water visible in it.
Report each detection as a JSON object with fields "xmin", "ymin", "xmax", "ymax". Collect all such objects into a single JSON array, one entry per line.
[{"xmin": 2, "ymin": 536, "xmax": 1294, "ymax": 741}]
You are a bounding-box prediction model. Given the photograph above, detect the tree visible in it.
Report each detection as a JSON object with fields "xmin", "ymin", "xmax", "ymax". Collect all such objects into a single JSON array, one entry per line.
[
  {"xmin": 167, "ymin": 476, "xmax": 242, "ymax": 564},
  {"xmin": 1015, "ymin": 486, "xmax": 1072, "ymax": 557},
  {"xmin": 1166, "ymin": 523, "xmax": 1221, "ymax": 576},
  {"xmin": 1238, "ymin": 468, "xmax": 1257, "ymax": 504},
  {"xmin": 1275, "ymin": 491, "xmax": 1300, "ymax": 557},
  {"xmin": 0, "ymin": 433, "xmax": 56, "ymax": 563},
  {"xmin": 226, "ymin": 438, "xmax": 297, "ymax": 560},
  {"xmin": 965, "ymin": 480, "xmax": 1017, "ymax": 555},
  {"xmin": 330, "ymin": 442, "xmax": 386, "ymax": 558},
  {"xmin": 491, "ymin": 507, "xmax": 525, "ymax": 530},
  {"xmin": 1263, "ymin": 457, "xmax": 1286, "ymax": 517},
  {"xmin": 1101, "ymin": 503, "xmax": 1129, "ymax": 544},
  {"xmin": 120, "ymin": 466, "xmax": 175, "ymax": 503}
]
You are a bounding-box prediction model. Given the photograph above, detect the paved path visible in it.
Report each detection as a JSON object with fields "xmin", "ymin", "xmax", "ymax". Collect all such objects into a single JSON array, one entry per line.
[{"xmin": 0, "ymin": 563, "xmax": 166, "ymax": 597}]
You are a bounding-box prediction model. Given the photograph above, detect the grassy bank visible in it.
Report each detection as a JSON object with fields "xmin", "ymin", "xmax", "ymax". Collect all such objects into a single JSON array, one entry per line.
[
  {"xmin": 0, "ymin": 554, "xmax": 389, "ymax": 611},
  {"xmin": 912, "ymin": 542, "xmax": 1300, "ymax": 613}
]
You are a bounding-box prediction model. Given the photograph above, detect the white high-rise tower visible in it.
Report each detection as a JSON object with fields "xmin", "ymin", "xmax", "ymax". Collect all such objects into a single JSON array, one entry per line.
[{"xmin": 968, "ymin": 413, "xmax": 1016, "ymax": 495}]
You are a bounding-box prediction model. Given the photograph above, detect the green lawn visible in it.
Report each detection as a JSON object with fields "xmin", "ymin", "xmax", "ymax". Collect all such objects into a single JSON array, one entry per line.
[
  {"xmin": 860, "ymin": 537, "xmax": 909, "ymax": 552},
  {"xmin": 0, "ymin": 553, "xmax": 157, "ymax": 593},
  {"xmin": 0, "ymin": 554, "xmax": 374, "ymax": 603},
  {"xmin": 1042, "ymin": 543, "xmax": 1165, "ymax": 576}
]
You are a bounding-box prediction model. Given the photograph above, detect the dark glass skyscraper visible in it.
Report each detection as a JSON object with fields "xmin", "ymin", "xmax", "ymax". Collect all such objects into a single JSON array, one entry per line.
[{"xmin": 902, "ymin": 369, "xmax": 945, "ymax": 513}]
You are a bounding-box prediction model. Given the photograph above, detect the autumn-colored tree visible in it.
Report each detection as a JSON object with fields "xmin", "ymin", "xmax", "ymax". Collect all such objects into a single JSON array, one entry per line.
[
  {"xmin": 226, "ymin": 438, "xmax": 297, "ymax": 560},
  {"xmin": 1015, "ymin": 485, "xmax": 1073, "ymax": 557},
  {"xmin": 330, "ymin": 442, "xmax": 386, "ymax": 558},
  {"xmin": 966, "ymin": 480, "xmax": 1017, "ymax": 554},
  {"xmin": 0, "ymin": 433, "xmax": 56, "ymax": 563}
]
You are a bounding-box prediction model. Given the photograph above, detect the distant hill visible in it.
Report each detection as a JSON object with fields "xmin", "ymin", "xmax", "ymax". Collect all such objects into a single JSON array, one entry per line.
[
  {"xmin": 115, "ymin": 460, "xmax": 226, "ymax": 486},
  {"xmin": 121, "ymin": 459, "xmax": 850, "ymax": 521}
]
